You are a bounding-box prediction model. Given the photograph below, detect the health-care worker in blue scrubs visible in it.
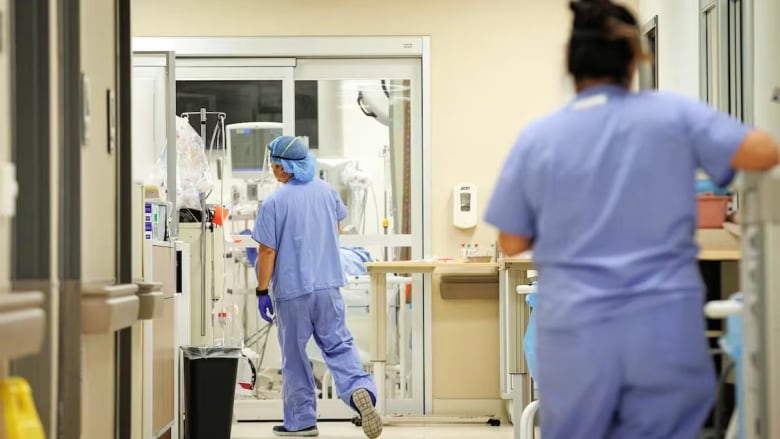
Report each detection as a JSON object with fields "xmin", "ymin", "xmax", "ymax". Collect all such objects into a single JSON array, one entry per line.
[
  {"xmin": 252, "ymin": 136, "xmax": 382, "ymax": 438},
  {"xmin": 485, "ymin": 1, "xmax": 779, "ymax": 438}
]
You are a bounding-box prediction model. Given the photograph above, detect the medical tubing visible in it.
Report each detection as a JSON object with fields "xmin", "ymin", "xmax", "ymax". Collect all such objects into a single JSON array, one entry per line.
[
  {"xmin": 369, "ymin": 185, "xmax": 381, "ymax": 234},
  {"xmin": 257, "ymin": 321, "xmax": 272, "ymax": 369},
  {"xmin": 199, "ymin": 109, "xmax": 208, "ymax": 337},
  {"xmin": 357, "ymin": 92, "xmax": 377, "ymax": 118},
  {"xmin": 359, "ymin": 189, "xmax": 369, "ymax": 234},
  {"xmin": 381, "ymin": 80, "xmax": 390, "ymax": 98},
  {"xmin": 383, "ymin": 191, "xmax": 389, "ymax": 261},
  {"xmin": 209, "ymin": 118, "xmax": 221, "ymax": 153},
  {"xmin": 200, "ymin": 193, "xmax": 207, "ymax": 337}
]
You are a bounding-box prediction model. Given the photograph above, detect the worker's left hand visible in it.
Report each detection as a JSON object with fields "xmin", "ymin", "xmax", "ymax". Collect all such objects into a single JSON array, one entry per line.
[{"xmin": 258, "ymin": 294, "xmax": 274, "ymax": 323}]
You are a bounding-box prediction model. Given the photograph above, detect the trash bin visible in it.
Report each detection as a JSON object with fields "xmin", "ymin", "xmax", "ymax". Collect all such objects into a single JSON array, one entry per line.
[{"xmin": 182, "ymin": 346, "xmax": 241, "ymax": 439}]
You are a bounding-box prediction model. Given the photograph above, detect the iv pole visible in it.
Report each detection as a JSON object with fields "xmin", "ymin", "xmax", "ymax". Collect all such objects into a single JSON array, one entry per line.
[{"xmin": 181, "ymin": 108, "xmax": 226, "ymax": 339}]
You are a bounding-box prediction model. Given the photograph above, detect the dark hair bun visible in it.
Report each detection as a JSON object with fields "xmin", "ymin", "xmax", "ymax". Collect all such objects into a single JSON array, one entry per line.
[
  {"xmin": 569, "ymin": 0, "xmax": 615, "ymax": 31},
  {"xmin": 566, "ymin": 0, "xmax": 642, "ymax": 83}
]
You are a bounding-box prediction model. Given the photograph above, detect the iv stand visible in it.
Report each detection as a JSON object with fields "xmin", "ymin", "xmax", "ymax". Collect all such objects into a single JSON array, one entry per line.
[{"xmin": 180, "ymin": 108, "xmax": 227, "ymax": 338}]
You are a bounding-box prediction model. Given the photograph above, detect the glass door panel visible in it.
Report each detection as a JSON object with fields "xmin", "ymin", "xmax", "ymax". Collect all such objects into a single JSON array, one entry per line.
[{"xmin": 295, "ymin": 58, "xmax": 424, "ymax": 415}]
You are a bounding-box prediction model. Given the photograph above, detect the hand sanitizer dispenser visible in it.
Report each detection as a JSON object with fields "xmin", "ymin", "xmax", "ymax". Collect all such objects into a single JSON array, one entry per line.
[{"xmin": 453, "ymin": 183, "xmax": 477, "ymax": 229}]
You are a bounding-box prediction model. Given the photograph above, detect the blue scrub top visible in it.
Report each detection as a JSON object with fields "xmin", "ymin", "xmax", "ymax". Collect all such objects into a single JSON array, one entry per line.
[
  {"xmin": 252, "ymin": 178, "xmax": 348, "ymax": 302},
  {"xmin": 485, "ymin": 85, "xmax": 749, "ymax": 330}
]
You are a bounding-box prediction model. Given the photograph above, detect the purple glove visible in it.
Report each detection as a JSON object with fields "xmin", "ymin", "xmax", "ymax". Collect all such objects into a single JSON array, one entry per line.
[{"xmin": 258, "ymin": 294, "xmax": 274, "ymax": 323}]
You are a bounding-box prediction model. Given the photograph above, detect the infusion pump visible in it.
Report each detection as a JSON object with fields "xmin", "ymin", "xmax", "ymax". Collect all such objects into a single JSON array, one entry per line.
[{"xmin": 453, "ymin": 183, "xmax": 477, "ymax": 229}]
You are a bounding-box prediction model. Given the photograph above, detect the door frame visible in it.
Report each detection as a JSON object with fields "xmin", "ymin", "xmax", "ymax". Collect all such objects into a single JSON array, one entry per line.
[
  {"xmin": 174, "ymin": 58, "xmax": 425, "ymax": 418},
  {"xmin": 9, "ymin": 0, "xmax": 55, "ymax": 435},
  {"xmin": 115, "ymin": 0, "xmax": 133, "ymax": 438},
  {"xmin": 133, "ymin": 35, "xmax": 434, "ymax": 414},
  {"xmin": 57, "ymin": 0, "xmax": 83, "ymax": 437}
]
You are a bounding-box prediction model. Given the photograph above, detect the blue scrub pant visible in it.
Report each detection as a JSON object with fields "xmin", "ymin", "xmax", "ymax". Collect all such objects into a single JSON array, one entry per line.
[
  {"xmin": 275, "ymin": 287, "xmax": 377, "ymax": 431},
  {"xmin": 536, "ymin": 298, "xmax": 716, "ymax": 439}
]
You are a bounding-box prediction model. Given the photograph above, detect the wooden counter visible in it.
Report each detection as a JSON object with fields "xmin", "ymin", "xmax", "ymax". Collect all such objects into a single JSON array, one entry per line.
[{"xmin": 365, "ymin": 230, "xmax": 740, "ymax": 417}]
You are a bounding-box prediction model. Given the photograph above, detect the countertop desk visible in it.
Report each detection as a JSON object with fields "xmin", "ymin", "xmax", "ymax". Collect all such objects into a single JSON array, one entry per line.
[{"xmin": 365, "ymin": 241, "xmax": 740, "ymax": 418}]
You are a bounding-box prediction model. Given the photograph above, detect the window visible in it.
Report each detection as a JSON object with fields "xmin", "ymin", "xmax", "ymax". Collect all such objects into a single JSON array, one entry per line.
[
  {"xmin": 702, "ymin": 1, "xmax": 720, "ymax": 107},
  {"xmin": 701, "ymin": 0, "xmax": 745, "ymax": 120},
  {"xmin": 727, "ymin": 0, "xmax": 744, "ymax": 120},
  {"xmin": 176, "ymin": 80, "xmax": 284, "ymax": 149},
  {"xmin": 640, "ymin": 16, "xmax": 659, "ymax": 91},
  {"xmin": 176, "ymin": 79, "xmax": 323, "ymax": 149}
]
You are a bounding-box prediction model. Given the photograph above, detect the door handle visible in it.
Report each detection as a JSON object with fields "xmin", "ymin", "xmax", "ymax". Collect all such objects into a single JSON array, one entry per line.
[{"xmin": 0, "ymin": 161, "xmax": 18, "ymax": 219}]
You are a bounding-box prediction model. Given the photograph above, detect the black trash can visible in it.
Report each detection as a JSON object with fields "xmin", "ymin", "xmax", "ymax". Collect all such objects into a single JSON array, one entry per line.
[{"xmin": 182, "ymin": 346, "xmax": 241, "ymax": 439}]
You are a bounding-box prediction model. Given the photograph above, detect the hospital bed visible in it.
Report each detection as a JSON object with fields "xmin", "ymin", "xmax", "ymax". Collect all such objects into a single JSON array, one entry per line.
[{"xmin": 220, "ymin": 233, "xmax": 413, "ymax": 403}]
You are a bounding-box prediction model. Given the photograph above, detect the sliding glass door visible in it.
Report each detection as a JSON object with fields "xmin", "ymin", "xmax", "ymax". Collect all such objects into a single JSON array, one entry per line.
[
  {"xmin": 294, "ymin": 58, "xmax": 424, "ymax": 417},
  {"xmin": 171, "ymin": 57, "xmax": 424, "ymax": 420}
]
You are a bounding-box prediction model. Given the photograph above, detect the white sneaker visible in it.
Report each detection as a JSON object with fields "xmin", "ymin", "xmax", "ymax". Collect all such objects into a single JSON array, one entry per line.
[
  {"xmin": 272, "ymin": 425, "xmax": 319, "ymax": 437},
  {"xmin": 352, "ymin": 389, "xmax": 383, "ymax": 438}
]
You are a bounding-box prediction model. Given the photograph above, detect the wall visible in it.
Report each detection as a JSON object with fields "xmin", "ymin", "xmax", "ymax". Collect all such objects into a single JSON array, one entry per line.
[
  {"xmin": 639, "ymin": 0, "xmax": 701, "ymax": 97},
  {"xmin": 130, "ymin": 0, "xmax": 617, "ymax": 258},
  {"xmin": 132, "ymin": 0, "xmax": 637, "ymax": 412}
]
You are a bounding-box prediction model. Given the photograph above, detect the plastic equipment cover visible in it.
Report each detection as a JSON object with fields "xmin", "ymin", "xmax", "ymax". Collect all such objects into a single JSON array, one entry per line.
[
  {"xmin": 523, "ymin": 289, "xmax": 538, "ymax": 380},
  {"xmin": 148, "ymin": 116, "xmax": 214, "ymax": 209},
  {"xmin": 181, "ymin": 346, "xmax": 242, "ymax": 359}
]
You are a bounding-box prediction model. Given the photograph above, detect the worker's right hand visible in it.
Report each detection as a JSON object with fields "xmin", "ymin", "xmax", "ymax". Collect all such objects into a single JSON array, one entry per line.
[{"xmin": 258, "ymin": 294, "xmax": 274, "ymax": 323}]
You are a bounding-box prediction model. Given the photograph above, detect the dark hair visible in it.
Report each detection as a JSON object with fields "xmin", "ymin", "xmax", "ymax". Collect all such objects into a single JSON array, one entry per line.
[{"xmin": 567, "ymin": 0, "xmax": 643, "ymax": 84}]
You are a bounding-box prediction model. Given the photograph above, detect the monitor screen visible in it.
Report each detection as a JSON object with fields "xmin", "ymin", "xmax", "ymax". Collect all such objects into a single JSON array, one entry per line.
[{"xmin": 230, "ymin": 126, "xmax": 283, "ymax": 171}]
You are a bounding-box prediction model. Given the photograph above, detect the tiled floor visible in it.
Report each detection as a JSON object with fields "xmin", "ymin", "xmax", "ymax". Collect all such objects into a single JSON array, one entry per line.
[{"xmin": 231, "ymin": 422, "xmax": 516, "ymax": 438}]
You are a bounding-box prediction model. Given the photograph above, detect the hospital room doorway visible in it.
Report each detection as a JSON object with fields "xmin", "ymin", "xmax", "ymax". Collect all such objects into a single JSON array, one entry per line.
[{"xmin": 131, "ymin": 38, "xmax": 428, "ymax": 423}]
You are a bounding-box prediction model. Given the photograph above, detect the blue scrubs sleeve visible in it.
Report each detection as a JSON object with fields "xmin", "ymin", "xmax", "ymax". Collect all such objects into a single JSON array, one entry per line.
[
  {"xmin": 485, "ymin": 133, "xmax": 536, "ymax": 238},
  {"xmin": 684, "ymin": 97, "xmax": 750, "ymax": 187},
  {"xmin": 252, "ymin": 200, "xmax": 278, "ymax": 250},
  {"xmin": 334, "ymin": 192, "xmax": 348, "ymax": 222}
]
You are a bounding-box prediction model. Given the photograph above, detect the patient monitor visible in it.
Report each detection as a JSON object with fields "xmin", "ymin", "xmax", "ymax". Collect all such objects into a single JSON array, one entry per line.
[
  {"xmin": 208, "ymin": 122, "xmax": 283, "ymax": 205},
  {"xmin": 227, "ymin": 122, "xmax": 283, "ymax": 180}
]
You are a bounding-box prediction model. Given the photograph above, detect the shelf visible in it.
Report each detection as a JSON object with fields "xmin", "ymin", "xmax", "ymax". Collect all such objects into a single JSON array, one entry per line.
[
  {"xmin": 697, "ymin": 228, "xmax": 741, "ymax": 261},
  {"xmin": 365, "ymin": 261, "xmax": 438, "ymax": 274},
  {"xmin": 439, "ymin": 270, "xmax": 500, "ymax": 300},
  {"xmin": 0, "ymin": 292, "xmax": 45, "ymax": 360}
]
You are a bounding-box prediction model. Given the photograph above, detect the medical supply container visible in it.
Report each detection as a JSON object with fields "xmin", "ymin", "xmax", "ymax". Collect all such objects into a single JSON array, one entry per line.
[{"xmin": 697, "ymin": 195, "xmax": 730, "ymax": 228}]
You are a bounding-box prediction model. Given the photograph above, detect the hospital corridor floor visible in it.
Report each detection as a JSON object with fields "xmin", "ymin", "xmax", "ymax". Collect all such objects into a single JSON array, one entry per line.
[{"xmin": 231, "ymin": 422, "xmax": 521, "ymax": 438}]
